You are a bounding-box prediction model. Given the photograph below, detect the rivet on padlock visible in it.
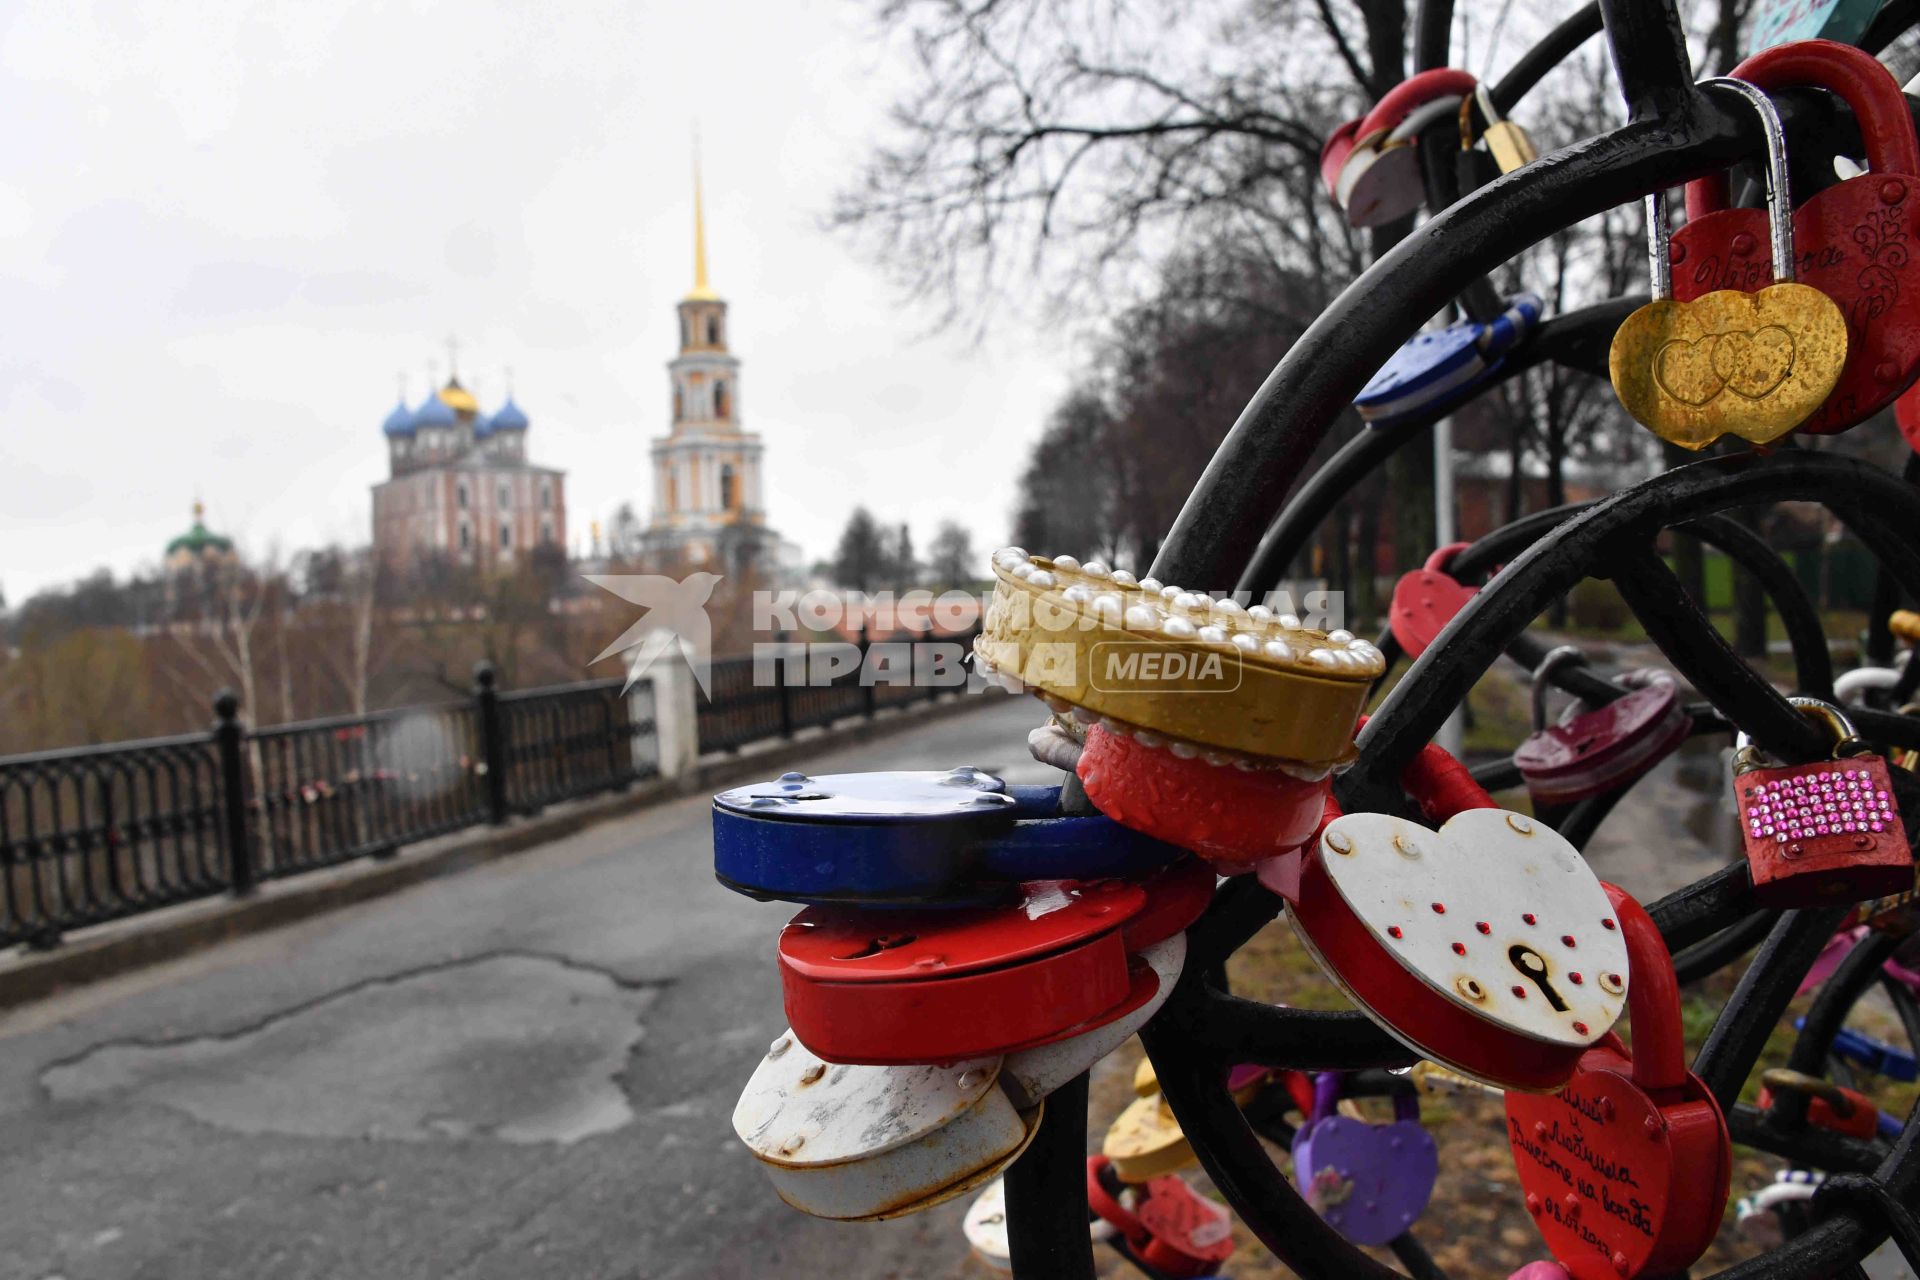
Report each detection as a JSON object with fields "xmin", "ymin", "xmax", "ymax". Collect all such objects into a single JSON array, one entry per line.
[
  {"xmin": 1291, "ymin": 1073, "xmax": 1437, "ymax": 1246},
  {"xmin": 1676, "ymin": 41, "xmax": 1920, "ymax": 435},
  {"xmin": 1505, "ymin": 884, "xmax": 1732, "ymax": 1280},
  {"xmin": 1733, "ymin": 696, "xmax": 1913, "ymax": 907},
  {"xmin": 1609, "ymin": 77, "xmax": 1849, "ymax": 449}
]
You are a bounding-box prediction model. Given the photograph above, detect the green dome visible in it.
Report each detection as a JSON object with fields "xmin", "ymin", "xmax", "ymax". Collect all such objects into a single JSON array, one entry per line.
[{"xmin": 166, "ymin": 503, "xmax": 234, "ymax": 559}]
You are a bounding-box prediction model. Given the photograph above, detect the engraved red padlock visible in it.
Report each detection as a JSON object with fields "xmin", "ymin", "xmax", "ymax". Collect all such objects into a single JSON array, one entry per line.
[
  {"xmin": 1389, "ymin": 543, "xmax": 1477, "ymax": 658},
  {"xmin": 1505, "ymin": 884, "xmax": 1732, "ymax": 1280},
  {"xmin": 1087, "ymin": 1156, "xmax": 1236, "ymax": 1278},
  {"xmin": 1673, "ymin": 40, "xmax": 1920, "ymax": 434},
  {"xmin": 1734, "ymin": 697, "xmax": 1913, "ymax": 908}
]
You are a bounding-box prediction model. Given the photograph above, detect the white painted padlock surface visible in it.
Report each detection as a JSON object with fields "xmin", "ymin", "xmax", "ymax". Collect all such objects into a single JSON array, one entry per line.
[
  {"xmin": 732, "ymin": 1030, "xmax": 1034, "ymax": 1220},
  {"xmin": 963, "ymin": 1178, "xmax": 1014, "ymax": 1272},
  {"xmin": 1000, "ymin": 935, "xmax": 1186, "ymax": 1109},
  {"xmin": 1291, "ymin": 807, "xmax": 1629, "ymax": 1091}
]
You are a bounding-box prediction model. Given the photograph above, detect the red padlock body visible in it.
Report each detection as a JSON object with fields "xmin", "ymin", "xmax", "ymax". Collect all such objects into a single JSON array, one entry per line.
[
  {"xmin": 1669, "ymin": 207, "xmax": 1773, "ymax": 300},
  {"xmin": 779, "ymin": 880, "xmax": 1147, "ymax": 1064},
  {"xmin": 1087, "ymin": 1157, "xmax": 1235, "ymax": 1279},
  {"xmin": 1321, "ymin": 118, "xmax": 1364, "ymax": 200},
  {"xmin": 1077, "ymin": 724, "xmax": 1331, "ymax": 869},
  {"xmin": 1122, "ymin": 855, "xmax": 1218, "ymax": 952},
  {"xmin": 1898, "ymin": 379, "xmax": 1920, "ymax": 453},
  {"xmin": 1514, "ymin": 683, "xmax": 1693, "ymax": 805},
  {"xmin": 1506, "ymin": 1043, "xmax": 1730, "ymax": 1280},
  {"xmin": 1755, "ymin": 1084, "xmax": 1881, "ymax": 1138},
  {"xmin": 1737, "ymin": 754, "xmax": 1913, "ymax": 907},
  {"xmin": 1390, "ymin": 567, "xmax": 1476, "ymax": 657}
]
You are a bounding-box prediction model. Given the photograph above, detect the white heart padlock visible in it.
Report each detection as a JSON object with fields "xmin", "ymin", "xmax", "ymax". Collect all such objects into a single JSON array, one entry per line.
[
  {"xmin": 1289, "ymin": 808, "xmax": 1629, "ymax": 1091},
  {"xmin": 732, "ymin": 1032, "xmax": 1037, "ymax": 1220},
  {"xmin": 1001, "ymin": 935, "xmax": 1186, "ymax": 1109}
]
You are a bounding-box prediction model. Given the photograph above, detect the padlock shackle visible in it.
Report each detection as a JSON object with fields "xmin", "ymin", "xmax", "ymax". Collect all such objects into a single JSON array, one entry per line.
[
  {"xmin": 1529, "ymin": 644, "xmax": 1586, "ymax": 734},
  {"xmin": 1422, "ymin": 541, "xmax": 1474, "ymax": 575},
  {"xmin": 1604, "ymin": 882, "xmax": 1689, "ymax": 1095},
  {"xmin": 1310, "ymin": 1070, "xmax": 1342, "ymax": 1124},
  {"xmin": 1735, "ymin": 39, "xmax": 1920, "ymax": 183},
  {"xmin": 1085, "ymin": 1154, "xmax": 1152, "ymax": 1245},
  {"xmin": 1733, "ymin": 694, "xmax": 1863, "ymax": 762},
  {"xmin": 1357, "ymin": 69, "xmax": 1478, "ymax": 140},
  {"xmin": 1652, "ymin": 77, "xmax": 1794, "ymax": 299}
]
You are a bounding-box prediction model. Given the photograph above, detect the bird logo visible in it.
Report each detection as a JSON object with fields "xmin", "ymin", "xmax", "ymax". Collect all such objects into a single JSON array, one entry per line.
[{"xmin": 585, "ymin": 573, "xmax": 724, "ymax": 695}]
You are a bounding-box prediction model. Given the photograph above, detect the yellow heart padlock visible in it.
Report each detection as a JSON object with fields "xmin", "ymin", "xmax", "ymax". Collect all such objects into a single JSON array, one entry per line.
[{"xmin": 1610, "ymin": 76, "xmax": 1848, "ymax": 450}]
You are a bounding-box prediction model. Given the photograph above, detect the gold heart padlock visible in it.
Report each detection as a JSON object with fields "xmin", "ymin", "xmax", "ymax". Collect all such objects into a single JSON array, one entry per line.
[{"xmin": 1610, "ymin": 76, "xmax": 1848, "ymax": 450}]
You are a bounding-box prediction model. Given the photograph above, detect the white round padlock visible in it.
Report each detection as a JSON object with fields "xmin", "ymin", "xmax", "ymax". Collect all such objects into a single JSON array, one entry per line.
[
  {"xmin": 1000, "ymin": 935, "xmax": 1186, "ymax": 1109},
  {"xmin": 962, "ymin": 1177, "xmax": 1014, "ymax": 1272},
  {"xmin": 732, "ymin": 1031, "xmax": 1037, "ymax": 1220}
]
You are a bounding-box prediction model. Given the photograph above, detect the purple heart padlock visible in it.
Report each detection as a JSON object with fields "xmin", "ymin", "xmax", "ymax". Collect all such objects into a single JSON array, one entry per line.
[{"xmin": 1291, "ymin": 1073, "xmax": 1437, "ymax": 1247}]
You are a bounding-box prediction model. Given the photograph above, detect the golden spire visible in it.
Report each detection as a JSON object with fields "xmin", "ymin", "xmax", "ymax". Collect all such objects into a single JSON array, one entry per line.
[{"xmin": 686, "ymin": 143, "xmax": 717, "ymax": 302}]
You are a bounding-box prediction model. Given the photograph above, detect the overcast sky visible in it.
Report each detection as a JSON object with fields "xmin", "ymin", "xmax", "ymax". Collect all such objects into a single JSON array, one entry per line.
[{"xmin": 0, "ymin": 0, "xmax": 1074, "ymax": 601}]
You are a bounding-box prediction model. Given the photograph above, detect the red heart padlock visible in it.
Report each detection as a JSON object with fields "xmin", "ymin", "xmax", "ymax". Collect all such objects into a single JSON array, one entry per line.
[
  {"xmin": 1673, "ymin": 40, "xmax": 1920, "ymax": 434},
  {"xmin": 1389, "ymin": 543, "xmax": 1477, "ymax": 658},
  {"xmin": 1087, "ymin": 1156, "xmax": 1236, "ymax": 1278},
  {"xmin": 1505, "ymin": 885, "xmax": 1732, "ymax": 1280},
  {"xmin": 778, "ymin": 879, "xmax": 1151, "ymax": 1064},
  {"xmin": 1336, "ymin": 69, "xmax": 1478, "ymax": 228},
  {"xmin": 1515, "ymin": 676, "xmax": 1693, "ymax": 806}
]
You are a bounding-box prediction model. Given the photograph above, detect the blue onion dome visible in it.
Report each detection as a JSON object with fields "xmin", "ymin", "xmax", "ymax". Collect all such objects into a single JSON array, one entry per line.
[
  {"xmin": 413, "ymin": 389, "xmax": 457, "ymax": 428},
  {"xmin": 382, "ymin": 398, "xmax": 416, "ymax": 435},
  {"xmin": 490, "ymin": 396, "xmax": 530, "ymax": 431},
  {"xmin": 473, "ymin": 411, "xmax": 494, "ymax": 439}
]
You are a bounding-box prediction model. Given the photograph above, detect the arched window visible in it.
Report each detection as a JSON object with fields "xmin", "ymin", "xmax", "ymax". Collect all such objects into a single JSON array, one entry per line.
[
  {"xmin": 459, "ymin": 522, "xmax": 471, "ymax": 550},
  {"xmin": 674, "ymin": 386, "xmax": 683, "ymax": 418},
  {"xmin": 541, "ymin": 482, "xmax": 552, "ymax": 510},
  {"xmin": 498, "ymin": 482, "xmax": 510, "ymax": 507},
  {"xmin": 500, "ymin": 523, "xmax": 512, "ymax": 549},
  {"xmin": 457, "ymin": 482, "xmax": 469, "ymax": 510},
  {"xmin": 707, "ymin": 316, "xmax": 720, "ymax": 345},
  {"xmin": 720, "ymin": 463, "xmax": 737, "ymax": 511},
  {"xmin": 679, "ymin": 314, "xmax": 690, "ymax": 347},
  {"xmin": 714, "ymin": 380, "xmax": 729, "ymax": 419}
]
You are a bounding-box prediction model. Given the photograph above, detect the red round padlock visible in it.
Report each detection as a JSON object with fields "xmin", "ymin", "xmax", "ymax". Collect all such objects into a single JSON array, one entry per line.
[
  {"xmin": 1673, "ymin": 40, "xmax": 1920, "ymax": 434},
  {"xmin": 1514, "ymin": 680, "xmax": 1693, "ymax": 806},
  {"xmin": 1077, "ymin": 723, "xmax": 1331, "ymax": 871},
  {"xmin": 1122, "ymin": 855, "xmax": 1219, "ymax": 950},
  {"xmin": 1389, "ymin": 542, "xmax": 1478, "ymax": 658},
  {"xmin": 778, "ymin": 879, "xmax": 1149, "ymax": 1064},
  {"xmin": 1087, "ymin": 1156, "xmax": 1236, "ymax": 1278},
  {"xmin": 1505, "ymin": 885, "xmax": 1732, "ymax": 1280},
  {"xmin": 1321, "ymin": 117, "xmax": 1365, "ymax": 202},
  {"xmin": 1338, "ymin": 69, "xmax": 1478, "ymax": 228}
]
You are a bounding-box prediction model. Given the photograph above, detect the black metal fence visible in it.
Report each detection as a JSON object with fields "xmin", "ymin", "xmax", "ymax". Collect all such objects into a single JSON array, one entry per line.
[{"xmin": 0, "ymin": 665, "xmax": 657, "ymax": 950}]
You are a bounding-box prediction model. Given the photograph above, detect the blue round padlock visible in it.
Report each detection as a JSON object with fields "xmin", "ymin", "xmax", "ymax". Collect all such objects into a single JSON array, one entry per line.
[
  {"xmin": 712, "ymin": 768, "xmax": 1183, "ymax": 906},
  {"xmin": 1354, "ymin": 292, "xmax": 1543, "ymax": 427}
]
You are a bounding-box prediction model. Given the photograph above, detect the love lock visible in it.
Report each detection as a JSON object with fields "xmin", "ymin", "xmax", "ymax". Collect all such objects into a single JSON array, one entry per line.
[
  {"xmin": 714, "ymin": 768, "xmax": 1184, "ymax": 906},
  {"xmin": 975, "ymin": 549, "xmax": 1381, "ymax": 867},
  {"xmin": 962, "ymin": 1177, "xmax": 1014, "ymax": 1272},
  {"xmin": 1104, "ymin": 1064, "xmax": 1280, "ymax": 1183},
  {"xmin": 1000, "ymin": 934, "xmax": 1187, "ymax": 1109},
  {"xmin": 732, "ymin": 1032, "xmax": 1036, "ymax": 1220},
  {"xmin": 1505, "ymin": 885, "xmax": 1731, "ymax": 1280},
  {"xmin": 1673, "ymin": 42, "xmax": 1920, "ymax": 435},
  {"xmin": 1087, "ymin": 1155, "xmax": 1237, "ymax": 1278},
  {"xmin": 1801, "ymin": 1018, "xmax": 1920, "ymax": 1082},
  {"xmin": 1333, "ymin": 69, "xmax": 1478, "ymax": 228},
  {"xmin": 1757, "ymin": 1068, "xmax": 1883, "ymax": 1140},
  {"xmin": 1291, "ymin": 1073, "xmax": 1438, "ymax": 1246},
  {"xmin": 1735, "ymin": 1169, "xmax": 1824, "ymax": 1249},
  {"xmin": 1464, "ymin": 83, "xmax": 1537, "ymax": 176},
  {"xmin": 1389, "ymin": 543, "xmax": 1477, "ymax": 658},
  {"xmin": 1748, "ymin": 0, "xmax": 1879, "ymax": 52},
  {"xmin": 1354, "ymin": 293, "xmax": 1544, "ymax": 427},
  {"xmin": 1610, "ymin": 77, "xmax": 1848, "ymax": 450},
  {"xmin": 1734, "ymin": 697, "xmax": 1913, "ymax": 908},
  {"xmin": 1516, "ymin": 664, "xmax": 1692, "ymax": 807},
  {"xmin": 778, "ymin": 878, "xmax": 1153, "ymax": 1064},
  {"xmin": 1286, "ymin": 806, "xmax": 1628, "ymax": 1091},
  {"xmin": 1898, "ymin": 381, "xmax": 1920, "ymax": 453}
]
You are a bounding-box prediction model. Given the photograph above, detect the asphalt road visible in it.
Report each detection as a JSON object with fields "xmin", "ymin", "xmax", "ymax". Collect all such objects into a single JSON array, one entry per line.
[{"xmin": 0, "ymin": 693, "xmax": 1055, "ymax": 1280}]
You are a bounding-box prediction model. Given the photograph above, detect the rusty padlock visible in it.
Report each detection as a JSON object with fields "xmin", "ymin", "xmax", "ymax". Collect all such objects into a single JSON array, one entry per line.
[
  {"xmin": 1611, "ymin": 77, "xmax": 1849, "ymax": 449},
  {"xmin": 1505, "ymin": 884, "xmax": 1732, "ymax": 1280},
  {"xmin": 1285, "ymin": 804, "xmax": 1627, "ymax": 1092},
  {"xmin": 1674, "ymin": 41, "xmax": 1920, "ymax": 435},
  {"xmin": 1087, "ymin": 1156, "xmax": 1236, "ymax": 1278},
  {"xmin": 1516, "ymin": 663, "xmax": 1692, "ymax": 806},
  {"xmin": 1389, "ymin": 543, "xmax": 1477, "ymax": 658},
  {"xmin": 1757, "ymin": 1067, "xmax": 1883, "ymax": 1140},
  {"xmin": 1734, "ymin": 696, "xmax": 1913, "ymax": 908},
  {"xmin": 732, "ymin": 1031, "xmax": 1036, "ymax": 1220}
]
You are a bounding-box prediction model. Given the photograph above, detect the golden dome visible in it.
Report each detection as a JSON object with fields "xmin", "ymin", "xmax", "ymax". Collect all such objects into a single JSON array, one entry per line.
[{"xmin": 438, "ymin": 378, "xmax": 480, "ymax": 414}]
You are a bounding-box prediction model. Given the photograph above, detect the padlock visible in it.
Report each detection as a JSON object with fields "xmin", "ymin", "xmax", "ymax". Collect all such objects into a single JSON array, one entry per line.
[
  {"xmin": 1354, "ymin": 293, "xmax": 1544, "ymax": 426},
  {"xmin": 731, "ymin": 1030, "xmax": 1037, "ymax": 1220},
  {"xmin": 1610, "ymin": 76, "xmax": 1849, "ymax": 450},
  {"xmin": 962, "ymin": 1177, "xmax": 1014, "ymax": 1272},
  {"xmin": 1463, "ymin": 83, "xmax": 1537, "ymax": 175},
  {"xmin": 1105, "ymin": 1090, "xmax": 1200, "ymax": 1182},
  {"xmin": 1320, "ymin": 117, "xmax": 1366, "ymax": 205},
  {"xmin": 1000, "ymin": 934, "xmax": 1186, "ymax": 1109},
  {"xmin": 1290, "ymin": 1073, "xmax": 1438, "ymax": 1246},
  {"xmin": 1748, "ymin": 0, "xmax": 1882, "ymax": 58},
  {"xmin": 1087, "ymin": 1156, "xmax": 1236, "ymax": 1278},
  {"xmin": 1505, "ymin": 884, "xmax": 1732, "ymax": 1280},
  {"xmin": 1672, "ymin": 42, "xmax": 1920, "ymax": 434},
  {"xmin": 1899, "ymin": 381, "xmax": 1920, "ymax": 453},
  {"xmin": 1389, "ymin": 543, "xmax": 1477, "ymax": 658},
  {"xmin": 1508, "ymin": 1265, "xmax": 1574, "ymax": 1280},
  {"xmin": 1335, "ymin": 69, "xmax": 1478, "ymax": 228},
  {"xmin": 1736, "ymin": 1169, "xmax": 1825, "ymax": 1248},
  {"xmin": 1284, "ymin": 804, "xmax": 1627, "ymax": 1091},
  {"xmin": 1516, "ymin": 668, "xmax": 1692, "ymax": 806},
  {"xmin": 1793, "ymin": 1016, "xmax": 1919, "ymax": 1082},
  {"xmin": 714, "ymin": 768, "xmax": 1186, "ymax": 906},
  {"xmin": 777, "ymin": 878, "xmax": 1154, "ymax": 1064},
  {"xmin": 1756, "ymin": 1067, "xmax": 1883, "ymax": 1139},
  {"xmin": 1734, "ymin": 696, "xmax": 1913, "ymax": 907}
]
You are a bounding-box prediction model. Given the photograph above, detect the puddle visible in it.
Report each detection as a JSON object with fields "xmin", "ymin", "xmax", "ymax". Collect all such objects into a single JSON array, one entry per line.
[{"xmin": 42, "ymin": 953, "xmax": 654, "ymax": 1145}]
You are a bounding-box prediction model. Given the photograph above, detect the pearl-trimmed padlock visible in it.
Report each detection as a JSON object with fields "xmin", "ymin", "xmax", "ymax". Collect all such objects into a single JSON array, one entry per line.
[{"xmin": 1610, "ymin": 76, "xmax": 1849, "ymax": 449}]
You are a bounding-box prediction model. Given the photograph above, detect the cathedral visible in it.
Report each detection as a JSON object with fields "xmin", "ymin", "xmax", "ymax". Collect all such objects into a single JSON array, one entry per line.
[
  {"xmin": 370, "ymin": 371, "xmax": 567, "ymax": 579},
  {"xmin": 637, "ymin": 170, "xmax": 790, "ymax": 576}
]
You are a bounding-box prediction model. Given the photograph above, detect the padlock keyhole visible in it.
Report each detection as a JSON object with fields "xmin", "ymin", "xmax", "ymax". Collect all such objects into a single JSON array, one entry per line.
[
  {"xmin": 1508, "ymin": 944, "xmax": 1570, "ymax": 1011},
  {"xmin": 836, "ymin": 933, "xmax": 917, "ymax": 960}
]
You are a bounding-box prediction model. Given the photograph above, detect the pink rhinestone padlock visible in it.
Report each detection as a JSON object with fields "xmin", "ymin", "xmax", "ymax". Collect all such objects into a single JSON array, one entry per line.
[{"xmin": 1734, "ymin": 698, "xmax": 1913, "ymax": 908}]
